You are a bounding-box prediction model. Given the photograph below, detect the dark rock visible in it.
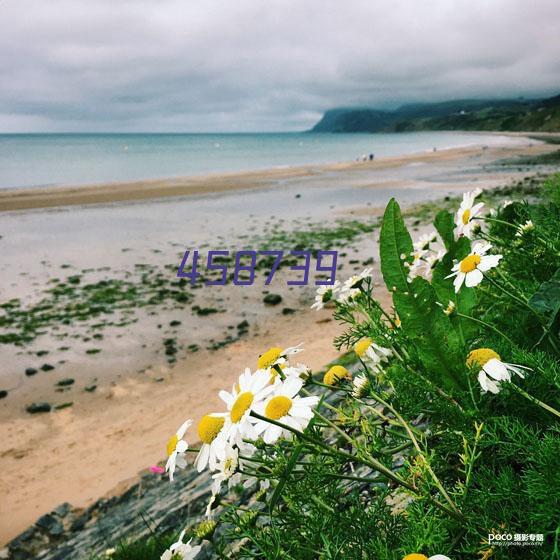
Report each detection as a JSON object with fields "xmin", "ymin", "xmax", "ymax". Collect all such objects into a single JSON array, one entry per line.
[
  {"xmin": 282, "ymin": 307, "xmax": 296, "ymax": 315},
  {"xmin": 295, "ymin": 193, "xmax": 301, "ymax": 198},
  {"xmin": 53, "ymin": 503, "xmax": 71, "ymax": 518},
  {"xmin": 84, "ymin": 385, "xmax": 97, "ymax": 393},
  {"xmin": 237, "ymin": 320, "xmax": 249, "ymax": 329},
  {"xmin": 69, "ymin": 512, "xmax": 89, "ymax": 532},
  {"xmin": 169, "ymin": 320, "xmax": 182, "ymax": 326},
  {"xmin": 36, "ymin": 513, "xmax": 64, "ymax": 536},
  {"xmin": 25, "ymin": 368, "xmax": 38, "ymax": 377},
  {"xmin": 40, "ymin": 363, "xmax": 55, "ymax": 372},
  {"xmin": 0, "ymin": 390, "xmax": 7, "ymax": 399},
  {"xmin": 263, "ymin": 293, "xmax": 282, "ymax": 305},
  {"xmin": 26, "ymin": 402, "xmax": 52, "ymax": 414},
  {"xmin": 56, "ymin": 378, "xmax": 75, "ymax": 387}
]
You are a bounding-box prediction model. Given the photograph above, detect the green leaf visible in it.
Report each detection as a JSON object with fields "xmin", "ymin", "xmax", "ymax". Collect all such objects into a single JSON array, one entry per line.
[
  {"xmin": 393, "ymin": 277, "xmax": 465, "ymax": 390},
  {"xmin": 528, "ymin": 268, "xmax": 560, "ymax": 329},
  {"xmin": 434, "ymin": 210, "xmax": 456, "ymax": 251},
  {"xmin": 379, "ymin": 198, "xmax": 413, "ymax": 293}
]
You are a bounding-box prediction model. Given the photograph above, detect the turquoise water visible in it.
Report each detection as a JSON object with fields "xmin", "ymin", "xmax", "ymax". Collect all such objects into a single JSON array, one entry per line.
[{"xmin": 0, "ymin": 131, "xmax": 519, "ymax": 189}]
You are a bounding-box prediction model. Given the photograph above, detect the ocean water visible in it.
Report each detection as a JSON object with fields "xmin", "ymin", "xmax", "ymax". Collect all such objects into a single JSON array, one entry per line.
[{"xmin": 0, "ymin": 131, "xmax": 523, "ymax": 189}]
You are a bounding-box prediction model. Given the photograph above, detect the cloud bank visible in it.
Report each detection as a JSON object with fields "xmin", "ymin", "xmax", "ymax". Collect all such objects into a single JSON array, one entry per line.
[{"xmin": 0, "ymin": 0, "xmax": 559, "ymax": 131}]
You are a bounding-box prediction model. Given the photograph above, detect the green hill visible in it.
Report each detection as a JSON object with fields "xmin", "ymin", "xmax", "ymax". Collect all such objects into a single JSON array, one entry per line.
[{"xmin": 310, "ymin": 94, "xmax": 560, "ymax": 133}]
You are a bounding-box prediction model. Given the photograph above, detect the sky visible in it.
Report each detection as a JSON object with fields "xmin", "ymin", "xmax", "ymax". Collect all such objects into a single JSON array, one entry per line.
[{"xmin": 0, "ymin": 0, "xmax": 559, "ymax": 132}]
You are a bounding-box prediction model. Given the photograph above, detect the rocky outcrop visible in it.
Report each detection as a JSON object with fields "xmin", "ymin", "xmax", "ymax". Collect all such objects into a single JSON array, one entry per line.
[{"xmin": 4, "ymin": 467, "xmax": 217, "ymax": 560}]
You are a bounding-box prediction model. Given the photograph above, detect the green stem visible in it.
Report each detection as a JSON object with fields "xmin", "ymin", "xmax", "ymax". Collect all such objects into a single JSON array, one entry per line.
[
  {"xmin": 511, "ymin": 385, "xmax": 560, "ymax": 419},
  {"xmin": 456, "ymin": 311, "xmax": 516, "ymax": 347},
  {"xmin": 367, "ymin": 391, "xmax": 463, "ymax": 518}
]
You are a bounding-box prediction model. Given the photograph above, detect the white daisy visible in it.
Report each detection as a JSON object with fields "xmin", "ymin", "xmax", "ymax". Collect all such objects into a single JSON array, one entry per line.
[
  {"xmin": 165, "ymin": 420, "xmax": 192, "ymax": 482},
  {"xmin": 515, "ymin": 220, "xmax": 534, "ymax": 237},
  {"xmin": 256, "ymin": 343, "xmax": 304, "ymax": 370},
  {"xmin": 354, "ymin": 337, "xmax": 392, "ymax": 365},
  {"xmin": 352, "ymin": 373, "xmax": 370, "ymax": 398},
  {"xmin": 210, "ymin": 444, "xmax": 243, "ymax": 495},
  {"xmin": 251, "ymin": 377, "xmax": 319, "ymax": 444},
  {"xmin": 160, "ymin": 530, "xmax": 201, "ymax": 560},
  {"xmin": 310, "ymin": 281, "xmax": 340, "ymax": 310},
  {"xmin": 466, "ymin": 348, "xmax": 531, "ymax": 394},
  {"xmin": 446, "ymin": 242, "xmax": 502, "ymax": 293},
  {"xmin": 337, "ymin": 268, "xmax": 373, "ymax": 302},
  {"xmin": 194, "ymin": 414, "xmax": 227, "ymax": 473},
  {"xmin": 455, "ymin": 188, "xmax": 484, "ymax": 238},
  {"xmin": 218, "ymin": 369, "xmax": 276, "ymax": 446},
  {"xmin": 413, "ymin": 230, "xmax": 437, "ymax": 252}
]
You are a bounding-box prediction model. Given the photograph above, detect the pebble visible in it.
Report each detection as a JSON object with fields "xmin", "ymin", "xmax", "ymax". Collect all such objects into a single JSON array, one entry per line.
[
  {"xmin": 263, "ymin": 293, "xmax": 282, "ymax": 305},
  {"xmin": 26, "ymin": 402, "xmax": 52, "ymax": 414},
  {"xmin": 56, "ymin": 378, "xmax": 75, "ymax": 387},
  {"xmin": 25, "ymin": 367, "xmax": 38, "ymax": 376},
  {"xmin": 0, "ymin": 390, "xmax": 7, "ymax": 399},
  {"xmin": 41, "ymin": 363, "xmax": 55, "ymax": 372}
]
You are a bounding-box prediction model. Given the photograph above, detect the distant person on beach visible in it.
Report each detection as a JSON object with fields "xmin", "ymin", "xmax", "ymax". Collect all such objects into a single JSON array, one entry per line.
[
  {"xmin": 433, "ymin": 147, "xmax": 437, "ymax": 152},
  {"xmin": 369, "ymin": 153, "xmax": 374, "ymax": 161}
]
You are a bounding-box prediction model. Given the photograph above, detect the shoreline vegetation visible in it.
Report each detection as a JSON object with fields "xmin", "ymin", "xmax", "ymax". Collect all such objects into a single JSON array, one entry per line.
[{"xmin": 1, "ymin": 133, "xmax": 559, "ymax": 557}]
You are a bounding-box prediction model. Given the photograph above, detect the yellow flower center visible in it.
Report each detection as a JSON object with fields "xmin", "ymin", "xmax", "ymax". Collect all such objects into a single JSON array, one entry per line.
[
  {"xmin": 230, "ymin": 391, "xmax": 254, "ymax": 423},
  {"xmin": 466, "ymin": 348, "xmax": 501, "ymax": 368},
  {"xmin": 354, "ymin": 338, "xmax": 372, "ymax": 358},
  {"xmin": 403, "ymin": 555, "xmax": 429, "ymax": 560},
  {"xmin": 459, "ymin": 253, "xmax": 481, "ymax": 273},
  {"xmin": 198, "ymin": 415, "xmax": 225, "ymax": 444},
  {"xmin": 462, "ymin": 208, "xmax": 471, "ymax": 225},
  {"xmin": 323, "ymin": 365, "xmax": 351, "ymax": 386},
  {"xmin": 166, "ymin": 434, "xmax": 178, "ymax": 457},
  {"xmin": 265, "ymin": 395, "xmax": 293, "ymax": 420},
  {"xmin": 258, "ymin": 347, "xmax": 283, "ymax": 369}
]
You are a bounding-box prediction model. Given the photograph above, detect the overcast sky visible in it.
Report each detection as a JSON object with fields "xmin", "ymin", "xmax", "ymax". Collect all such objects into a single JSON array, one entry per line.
[{"xmin": 0, "ymin": 0, "xmax": 559, "ymax": 132}]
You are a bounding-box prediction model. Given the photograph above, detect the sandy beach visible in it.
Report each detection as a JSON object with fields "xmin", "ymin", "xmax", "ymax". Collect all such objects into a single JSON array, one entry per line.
[{"xmin": 1, "ymin": 133, "xmax": 558, "ymax": 545}]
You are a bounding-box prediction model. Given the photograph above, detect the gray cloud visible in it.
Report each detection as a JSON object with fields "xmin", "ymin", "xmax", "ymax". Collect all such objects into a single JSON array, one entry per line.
[{"xmin": 0, "ymin": 0, "xmax": 559, "ymax": 131}]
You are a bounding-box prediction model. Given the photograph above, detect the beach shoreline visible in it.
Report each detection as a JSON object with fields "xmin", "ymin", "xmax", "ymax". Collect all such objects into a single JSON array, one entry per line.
[{"xmin": 0, "ymin": 132, "xmax": 556, "ymax": 212}]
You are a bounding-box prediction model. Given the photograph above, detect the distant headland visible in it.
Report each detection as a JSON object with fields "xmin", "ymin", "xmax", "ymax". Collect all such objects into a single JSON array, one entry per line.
[{"xmin": 310, "ymin": 93, "xmax": 560, "ymax": 133}]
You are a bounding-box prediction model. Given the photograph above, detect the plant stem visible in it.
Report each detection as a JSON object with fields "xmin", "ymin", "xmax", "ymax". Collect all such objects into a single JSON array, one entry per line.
[
  {"xmin": 456, "ymin": 311, "xmax": 516, "ymax": 347},
  {"xmin": 511, "ymin": 385, "xmax": 560, "ymax": 419}
]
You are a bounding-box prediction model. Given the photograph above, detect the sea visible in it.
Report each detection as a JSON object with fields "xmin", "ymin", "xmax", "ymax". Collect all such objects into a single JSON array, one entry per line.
[{"xmin": 0, "ymin": 131, "xmax": 524, "ymax": 190}]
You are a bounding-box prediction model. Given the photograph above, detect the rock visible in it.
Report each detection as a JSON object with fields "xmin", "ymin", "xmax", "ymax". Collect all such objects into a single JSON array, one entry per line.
[
  {"xmin": 56, "ymin": 378, "xmax": 75, "ymax": 387},
  {"xmin": 36, "ymin": 513, "xmax": 64, "ymax": 536},
  {"xmin": 26, "ymin": 402, "xmax": 52, "ymax": 414},
  {"xmin": 25, "ymin": 368, "xmax": 38, "ymax": 376},
  {"xmin": 84, "ymin": 385, "xmax": 97, "ymax": 393},
  {"xmin": 295, "ymin": 193, "xmax": 301, "ymax": 198},
  {"xmin": 53, "ymin": 503, "xmax": 71, "ymax": 518},
  {"xmin": 169, "ymin": 320, "xmax": 181, "ymax": 326},
  {"xmin": 263, "ymin": 293, "xmax": 282, "ymax": 305},
  {"xmin": 237, "ymin": 320, "xmax": 249, "ymax": 330},
  {"xmin": 40, "ymin": 363, "xmax": 55, "ymax": 372},
  {"xmin": 282, "ymin": 307, "xmax": 296, "ymax": 315},
  {"xmin": 0, "ymin": 390, "xmax": 7, "ymax": 399}
]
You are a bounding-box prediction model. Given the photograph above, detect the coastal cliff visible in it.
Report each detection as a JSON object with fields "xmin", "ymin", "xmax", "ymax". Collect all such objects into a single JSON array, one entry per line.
[{"xmin": 311, "ymin": 94, "xmax": 560, "ymax": 133}]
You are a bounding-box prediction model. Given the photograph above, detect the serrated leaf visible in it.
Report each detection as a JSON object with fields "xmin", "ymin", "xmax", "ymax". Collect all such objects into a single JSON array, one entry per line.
[
  {"xmin": 379, "ymin": 198, "xmax": 413, "ymax": 293},
  {"xmin": 393, "ymin": 277, "xmax": 465, "ymax": 390}
]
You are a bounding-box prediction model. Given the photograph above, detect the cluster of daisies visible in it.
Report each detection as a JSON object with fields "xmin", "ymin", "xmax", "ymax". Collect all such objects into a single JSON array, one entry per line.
[
  {"xmin": 162, "ymin": 344, "xmax": 318, "ymax": 518},
  {"xmin": 311, "ymin": 267, "xmax": 373, "ymax": 309}
]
